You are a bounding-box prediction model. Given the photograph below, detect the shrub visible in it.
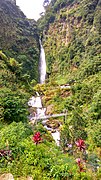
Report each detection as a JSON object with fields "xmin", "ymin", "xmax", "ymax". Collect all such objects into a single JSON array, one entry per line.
[{"xmin": 1, "ymin": 92, "xmax": 28, "ymax": 123}]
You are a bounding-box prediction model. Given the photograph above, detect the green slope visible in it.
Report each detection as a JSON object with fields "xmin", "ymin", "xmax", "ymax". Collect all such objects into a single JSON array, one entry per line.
[
  {"xmin": 38, "ymin": 0, "xmax": 101, "ymax": 83},
  {"xmin": 0, "ymin": 0, "xmax": 40, "ymax": 82}
]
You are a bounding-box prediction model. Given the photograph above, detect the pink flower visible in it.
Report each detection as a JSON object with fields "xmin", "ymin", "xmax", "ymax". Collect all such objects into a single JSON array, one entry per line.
[
  {"xmin": 75, "ymin": 139, "xmax": 86, "ymax": 151},
  {"xmin": 76, "ymin": 158, "xmax": 81, "ymax": 165},
  {"xmin": 32, "ymin": 132, "xmax": 42, "ymax": 145},
  {"xmin": 67, "ymin": 144, "xmax": 72, "ymax": 148}
]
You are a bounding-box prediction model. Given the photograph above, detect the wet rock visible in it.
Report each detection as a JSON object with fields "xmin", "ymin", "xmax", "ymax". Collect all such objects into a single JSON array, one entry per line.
[
  {"xmin": 51, "ymin": 129, "xmax": 56, "ymax": 133},
  {"xmin": 44, "ymin": 125, "xmax": 52, "ymax": 131},
  {"xmin": 46, "ymin": 120, "xmax": 60, "ymax": 129},
  {"xmin": 46, "ymin": 104, "xmax": 54, "ymax": 115}
]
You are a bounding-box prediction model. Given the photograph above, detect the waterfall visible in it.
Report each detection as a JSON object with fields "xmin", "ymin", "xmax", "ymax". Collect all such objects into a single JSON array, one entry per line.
[
  {"xmin": 28, "ymin": 40, "xmax": 60, "ymax": 146},
  {"xmin": 28, "ymin": 94, "xmax": 60, "ymax": 146},
  {"xmin": 39, "ymin": 40, "xmax": 46, "ymax": 84}
]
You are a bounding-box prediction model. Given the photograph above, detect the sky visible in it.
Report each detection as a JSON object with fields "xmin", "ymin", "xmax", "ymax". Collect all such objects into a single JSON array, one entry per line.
[{"xmin": 16, "ymin": 0, "xmax": 45, "ymax": 21}]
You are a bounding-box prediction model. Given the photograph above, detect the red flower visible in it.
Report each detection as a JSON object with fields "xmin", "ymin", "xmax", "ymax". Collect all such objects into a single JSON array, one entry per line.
[
  {"xmin": 0, "ymin": 150, "xmax": 12, "ymax": 157},
  {"xmin": 32, "ymin": 132, "xmax": 42, "ymax": 145},
  {"xmin": 76, "ymin": 158, "xmax": 85, "ymax": 172},
  {"xmin": 75, "ymin": 139, "xmax": 86, "ymax": 151},
  {"xmin": 76, "ymin": 158, "xmax": 81, "ymax": 166}
]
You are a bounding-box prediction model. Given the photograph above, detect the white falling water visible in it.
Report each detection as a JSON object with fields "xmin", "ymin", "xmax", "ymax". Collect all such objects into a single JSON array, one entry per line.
[
  {"xmin": 28, "ymin": 96, "xmax": 42, "ymax": 108},
  {"xmin": 39, "ymin": 40, "xmax": 46, "ymax": 84},
  {"xmin": 28, "ymin": 93, "xmax": 60, "ymax": 146},
  {"xmin": 51, "ymin": 131, "xmax": 60, "ymax": 146}
]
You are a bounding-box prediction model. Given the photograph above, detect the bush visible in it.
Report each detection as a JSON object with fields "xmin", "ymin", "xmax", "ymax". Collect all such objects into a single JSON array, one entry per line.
[
  {"xmin": 1, "ymin": 92, "xmax": 28, "ymax": 123},
  {"xmin": 0, "ymin": 121, "xmax": 33, "ymax": 166}
]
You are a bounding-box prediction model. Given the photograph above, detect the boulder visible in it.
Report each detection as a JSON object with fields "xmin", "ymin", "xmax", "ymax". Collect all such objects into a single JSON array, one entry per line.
[
  {"xmin": 46, "ymin": 104, "xmax": 54, "ymax": 115},
  {"xmin": 46, "ymin": 120, "xmax": 60, "ymax": 129},
  {"xmin": 0, "ymin": 173, "xmax": 14, "ymax": 180}
]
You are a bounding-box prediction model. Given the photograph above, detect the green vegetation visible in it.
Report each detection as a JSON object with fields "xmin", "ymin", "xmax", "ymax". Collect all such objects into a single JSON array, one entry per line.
[
  {"xmin": 0, "ymin": 122, "xmax": 78, "ymax": 179},
  {"xmin": 0, "ymin": 0, "xmax": 40, "ymax": 82},
  {"xmin": 0, "ymin": 50, "xmax": 30, "ymax": 124},
  {"xmin": 1, "ymin": 121, "xmax": 101, "ymax": 179},
  {"xmin": 39, "ymin": 0, "xmax": 101, "ymax": 82},
  {"xmin": 0, "ymin": 0, "xmax": 101, "ymax": 179}
]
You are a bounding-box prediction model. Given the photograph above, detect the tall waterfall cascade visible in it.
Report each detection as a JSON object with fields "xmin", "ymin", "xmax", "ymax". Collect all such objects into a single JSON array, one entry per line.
[
  {"xmin": 28, "ymin": 40, "xmax": 60, "ymax": 146},
  {"xmin": 39, "ymin": 40, "xmax": 46, "ymax": 84}
]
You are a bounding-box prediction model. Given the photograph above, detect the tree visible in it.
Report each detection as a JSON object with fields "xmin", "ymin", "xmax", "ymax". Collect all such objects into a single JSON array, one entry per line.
[{"xmin": 2, "ymin": 93, "xmax": 28, "ymax": 123}]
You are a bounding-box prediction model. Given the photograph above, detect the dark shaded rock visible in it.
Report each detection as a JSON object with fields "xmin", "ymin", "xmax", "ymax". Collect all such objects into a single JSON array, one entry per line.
[
  {"xmin": 46, "ymin": 120, "xmax": 60, "ymax": 129},
  {"xmin": 51, "ymin": 129, "xmax": 56, "ymax": 133}
]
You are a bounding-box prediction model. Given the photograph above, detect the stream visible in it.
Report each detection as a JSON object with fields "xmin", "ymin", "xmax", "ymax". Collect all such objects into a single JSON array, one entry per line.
[{"xmin": 28, "ymin": 94, "xmax": 60, "ymax": 146}]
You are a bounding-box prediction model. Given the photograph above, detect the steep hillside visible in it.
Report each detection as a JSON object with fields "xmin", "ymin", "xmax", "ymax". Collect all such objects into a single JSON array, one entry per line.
[
  {"xmin": 37, "ymin": 1, "xmax": 101, "ymax": 175},
  {"xmin": 38, "ymin": 0, "xmax": 101, "ymax": 138},
  {"xmin": 0, "ymin": 0, "xmax": 39, "ymax": 82},
  {"xmin": 38, "ymin": 0, "xmax": 101, "ymax": 83},
  {"xmin": 0, "ymin": 0, "xmax": 40, "ymax": 125}
]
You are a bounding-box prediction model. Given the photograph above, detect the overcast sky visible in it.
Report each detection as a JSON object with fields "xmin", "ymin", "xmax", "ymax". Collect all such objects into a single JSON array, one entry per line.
[{"xmin": 16, "ymin": 0, "xmax": 45, "ymax": 20}]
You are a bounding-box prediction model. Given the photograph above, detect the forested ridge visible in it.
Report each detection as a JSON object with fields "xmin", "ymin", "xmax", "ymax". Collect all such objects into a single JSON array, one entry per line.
[{"xmin": 0, "ymin": 0, "xmax": 101, "ymax": 179}]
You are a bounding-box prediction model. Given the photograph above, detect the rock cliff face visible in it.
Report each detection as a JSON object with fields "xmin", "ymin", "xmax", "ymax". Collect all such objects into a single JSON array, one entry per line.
[
  {"xmin": 0, "ymin": 0, "xmax": 39, "ymax": 81},
  {"xmin": 38, "ymin": 0, "xmax": 101, "ymax": 83}
]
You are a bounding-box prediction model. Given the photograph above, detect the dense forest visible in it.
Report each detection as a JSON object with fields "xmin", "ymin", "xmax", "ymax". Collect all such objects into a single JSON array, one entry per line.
[{"xmin": 0, "ymin": 0, "xmax": 101, "ymax": 179}]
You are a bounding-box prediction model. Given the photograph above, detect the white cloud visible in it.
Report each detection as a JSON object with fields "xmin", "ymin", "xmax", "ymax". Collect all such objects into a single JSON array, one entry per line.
[{"xmin": 16, "ymin": 0, "xmax": 45, "ymax": 20}]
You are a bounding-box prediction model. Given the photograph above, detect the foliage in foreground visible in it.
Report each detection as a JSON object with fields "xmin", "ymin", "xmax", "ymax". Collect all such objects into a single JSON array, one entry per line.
[
  {"xmin": 0, "ymin": 122, "xmax": 101, "ymax": 179},
  {"xmin": 0, "ymin": 122, "xmax": 76, "ymax": 179}
]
